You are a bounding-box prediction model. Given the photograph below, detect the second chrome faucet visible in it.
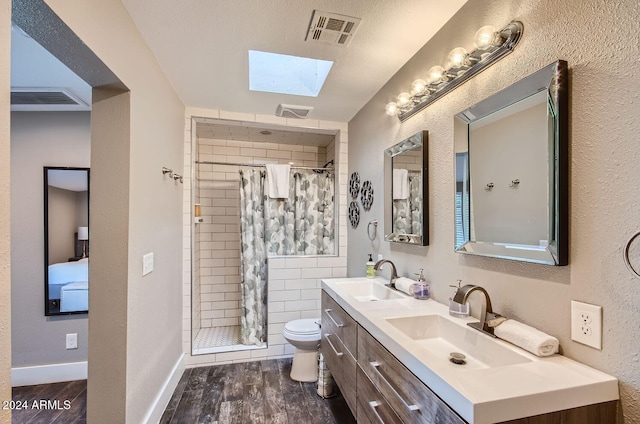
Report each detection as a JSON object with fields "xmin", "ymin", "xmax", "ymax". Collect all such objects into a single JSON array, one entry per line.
[{"xmin": 452, "ymin": 284, "xmax": 498, "ymax": 337}]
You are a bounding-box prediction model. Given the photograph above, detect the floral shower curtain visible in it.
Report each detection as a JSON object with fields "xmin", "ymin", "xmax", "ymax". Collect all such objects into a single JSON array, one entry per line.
[
  {"xmin": 239, "ymin": 168, "xmax": 335, "ymax": 346},
  {"xmin": 393, "ymin": 175, "xmax": 422, "ymax": 235}
]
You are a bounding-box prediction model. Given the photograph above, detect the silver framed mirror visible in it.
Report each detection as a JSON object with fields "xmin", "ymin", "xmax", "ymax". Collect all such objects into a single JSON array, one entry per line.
[
  {"xmin": 384, "ymin": 131, "xmax": 428, "ymax": 245},
  {"xmin": 454, "ymin": 60, "xmax": 568, "ymax": 265}
]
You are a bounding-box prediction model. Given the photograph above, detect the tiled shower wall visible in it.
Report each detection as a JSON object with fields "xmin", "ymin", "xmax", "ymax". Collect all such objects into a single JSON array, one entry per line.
[
  {"xmin": 196, "ymin": 140, "xmax": 327, "ymax": 329},
  {"xmin": 183, "ymin": 110, "xmax": 349, "ymax": 366}
]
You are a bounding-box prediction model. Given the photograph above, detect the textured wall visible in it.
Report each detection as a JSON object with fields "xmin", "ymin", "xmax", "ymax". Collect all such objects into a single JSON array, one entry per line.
[
  {"xmin": 10, "ymin": 112, "xmax": 90, "ymax": 368},
  {"xmin": 348, "ymin": 0, "xmax": 640, "ymax": 422},
  {"xmin": 0, "ymin": 0, "xmax": 12, "ymax": 421},
  {"xmin": 45, "ymin": 0, "xmax": 186, "ymax": 422}
]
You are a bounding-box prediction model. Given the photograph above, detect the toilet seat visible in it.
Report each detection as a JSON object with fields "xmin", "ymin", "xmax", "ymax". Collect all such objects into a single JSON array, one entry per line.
[
  {"xmin": 284, "ymin": 319, "xmax": 320, "ymax": 335},
  {"xmin": 283, "ymin": 319, "xmax": 321, "ymax": 345}
]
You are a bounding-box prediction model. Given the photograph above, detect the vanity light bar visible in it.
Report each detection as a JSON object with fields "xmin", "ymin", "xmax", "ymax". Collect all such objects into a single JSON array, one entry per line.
[{"xmin": 386, "ymin": 21, "xmax": 524, "ymax": 122}]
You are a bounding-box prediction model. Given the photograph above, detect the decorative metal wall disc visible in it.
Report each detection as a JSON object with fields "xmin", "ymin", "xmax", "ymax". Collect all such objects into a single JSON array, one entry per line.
[
  {"xmin": 348, "ymin": 201, "xmax": 360, "ymax": 228},
  {"xmin": 349, "ymin": 172, "xmax": 361, "ymax": 198},
  {"xmin": 361, "ymin": 180, "xmax": 374, "ymax": 211}
]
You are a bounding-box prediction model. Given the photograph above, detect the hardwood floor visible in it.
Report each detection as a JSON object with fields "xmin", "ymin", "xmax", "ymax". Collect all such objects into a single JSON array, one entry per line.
[
  {"xmin": 161, "ymin": 358, "xmax": 356, "ymax": 424},
  {"xmin": 11, "ymin": 380, "xmax": 86, "ymax": 424},
  {"xmin": 10, "ymin": 358, "xmax": 355, "ymax": 424}
]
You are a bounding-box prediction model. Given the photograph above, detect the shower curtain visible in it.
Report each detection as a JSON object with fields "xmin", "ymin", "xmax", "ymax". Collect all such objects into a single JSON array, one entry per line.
[{"xmin": 239, "ymin": 168, "xmax": 335, "ymax": 346}]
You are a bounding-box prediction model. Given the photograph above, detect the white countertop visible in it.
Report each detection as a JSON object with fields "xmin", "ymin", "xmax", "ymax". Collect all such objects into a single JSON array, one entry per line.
[{"xmin": 321, "ymin": 277, "xmax": 619, "ymax": 424}]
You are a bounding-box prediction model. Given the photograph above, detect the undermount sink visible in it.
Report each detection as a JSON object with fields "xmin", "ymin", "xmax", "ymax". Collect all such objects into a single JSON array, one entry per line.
[
  {"xmin": 385, "ymin": 314, "xmax": 531, "ymax": 370},
  {"xmin": 335, "ymin": 279, "xmax": 406, "ymax": 302}
]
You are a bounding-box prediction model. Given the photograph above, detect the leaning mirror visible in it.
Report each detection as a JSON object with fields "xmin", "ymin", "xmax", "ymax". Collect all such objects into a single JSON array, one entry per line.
[
  {"xmin": 454, "ymin": 60, "xmax": 568, "ymax": 265},
  {"xmin": 384, "ymin": 130, "xmax": 428, "ymax": 245},
  {"xmin": 44, "ymin": 167, "xmax": 90, "ymax": 315}
]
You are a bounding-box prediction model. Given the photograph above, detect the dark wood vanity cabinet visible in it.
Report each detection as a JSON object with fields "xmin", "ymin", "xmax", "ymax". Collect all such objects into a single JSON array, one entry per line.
[
  {"xmin": 358, "ymin": 326, "xmax": 464, "ymax": 424},
  {"xmin": 320, "ymin": 290, "xmax": 618, "ymax": 424},
  {"xmin": 321, "ymin": 291, "xmax": 358, "ymax": 414},
  {"xmin": 321, "ymin": 291, "xmax": 462, "ymax": 423}
]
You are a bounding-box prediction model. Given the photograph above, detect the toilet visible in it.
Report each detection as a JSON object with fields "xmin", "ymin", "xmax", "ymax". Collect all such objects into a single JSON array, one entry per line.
[{"xmin": 283, "ymin": 318, "xmax": 321, "ymax": 382}]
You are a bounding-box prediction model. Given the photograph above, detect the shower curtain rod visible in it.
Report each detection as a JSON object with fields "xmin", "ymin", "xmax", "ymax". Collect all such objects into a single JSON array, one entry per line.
[{"xmin": 196, "ymin": 160, "xmax": 334, "ymax": 172}]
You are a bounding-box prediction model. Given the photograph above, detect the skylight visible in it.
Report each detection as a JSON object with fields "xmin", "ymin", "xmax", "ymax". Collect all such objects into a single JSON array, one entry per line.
[{"xmin": 248, "ymin": 50, "xmax": 333, "ymax": 97}]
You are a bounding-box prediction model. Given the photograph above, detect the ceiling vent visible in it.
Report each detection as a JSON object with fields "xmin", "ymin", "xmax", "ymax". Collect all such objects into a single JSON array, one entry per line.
[
  {"xmin": 306, "ymin": 10, "xmax": 362, "ymax": 47},
  {"xmin": 10, "ymin": 88, "xmax": 90, "ymax": 111},
  {"xmin": 275, "ymin": 104, "xmax": 314, "ymax": 119}
]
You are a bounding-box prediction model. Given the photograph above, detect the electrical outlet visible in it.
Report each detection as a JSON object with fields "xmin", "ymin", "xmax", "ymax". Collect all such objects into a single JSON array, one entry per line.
[
  {"xmin": 66, "ymin": 333, "xmax": 78, "ymax": 350},
  {"xmin": 377, "ymin": 254, "xmax": 383, "ymax": 261},
  {"xmin": 571, "ymin": 301, "xmax": 602, "ymax": 350}
]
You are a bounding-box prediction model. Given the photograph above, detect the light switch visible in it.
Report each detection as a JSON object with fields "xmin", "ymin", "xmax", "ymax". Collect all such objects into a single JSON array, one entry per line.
[{"xmin": 143, "ymin": 253, "xmax": 154, "ymax": 276}]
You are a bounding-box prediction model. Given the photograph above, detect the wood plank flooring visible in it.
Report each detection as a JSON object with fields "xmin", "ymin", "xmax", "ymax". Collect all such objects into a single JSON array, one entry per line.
[
  {"xmin": 10, "ymin": 358, "xmax": 354, "ymax": 424},
  {"xmin": 161, "ymin": 358, "xmax": 356, "ymax": 424},
  {"xmin": 10, "ymin": 380, "xmax": 86, "ymax": 424}
]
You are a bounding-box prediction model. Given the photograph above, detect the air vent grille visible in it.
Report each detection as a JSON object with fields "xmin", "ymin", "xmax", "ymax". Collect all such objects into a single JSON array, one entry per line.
[
  {"xmin": 275, "ymin": 104, "xmax": 314, "ymax": 119},
  {"xmin": 11, "ymin": 91, "xmax": 79, "ymax": 105},
  {"xmin": 306, "ymin": 10, "xmax": 361, "ymax": 47}
]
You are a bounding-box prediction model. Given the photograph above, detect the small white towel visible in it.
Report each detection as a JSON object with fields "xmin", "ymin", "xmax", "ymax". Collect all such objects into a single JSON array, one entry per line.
[
  {"xmin": 393, "ymin": 169, "xmax": 409, "ymax": 200},
  {"xmin": 394, "ymin": 277, "xmax": 415, "ymax": 296},
  {"xmin": 493, "ymin": 319, "xmax": 559, "ymax": 357},
  {"xmin": 266, "ymin": 164, "xmax": 291, "ymax": 198}
]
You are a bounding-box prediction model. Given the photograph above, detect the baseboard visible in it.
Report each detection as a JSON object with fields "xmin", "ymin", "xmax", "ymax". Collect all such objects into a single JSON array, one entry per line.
[
  {"xmin": 11, "ymin": 361, "xmax": 88, "ymax": 387},
  {"xmin": 142, "ymin": 353, "xmax": 186, "ymax": 424}
]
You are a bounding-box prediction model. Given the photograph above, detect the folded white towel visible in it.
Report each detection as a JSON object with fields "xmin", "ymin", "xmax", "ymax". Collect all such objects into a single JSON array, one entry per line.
[
  {"xmin": 393, "ymin": 169, "xmax": 409, "ymax": 200},
  {"xmin": 493, "ymin": 319, "xmax": 559, "ymax": 357},
  {"xmin": 265, "ymin": 164, "xmax": 291, "ymax": 198},
  {"xmin": 394, "ymin": 277, "xmax": 415, "ymax": 296}
]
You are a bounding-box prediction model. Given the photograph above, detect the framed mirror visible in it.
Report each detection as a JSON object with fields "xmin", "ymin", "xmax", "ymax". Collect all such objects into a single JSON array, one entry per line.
[
  {"xmin": 454, "ymin": 60, "xmax": 568, "ymax": 265},
  {"xmin": 384, "ymin": 130, "xmax": 428, "ymax": 245},
  {"xmin": 44, "ymin": 167, "xmax": 90, "ymax": 315}
]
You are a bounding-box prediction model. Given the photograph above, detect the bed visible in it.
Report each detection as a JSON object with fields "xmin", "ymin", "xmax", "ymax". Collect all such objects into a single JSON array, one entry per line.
[{"xmin": 48, "ymin": 258, "xmax": 89, "ymax": 312}]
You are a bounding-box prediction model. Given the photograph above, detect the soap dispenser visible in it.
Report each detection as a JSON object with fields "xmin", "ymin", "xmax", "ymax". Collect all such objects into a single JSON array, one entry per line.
[
  {"xmin": 366, "ymin": 254, "xmax": 375, "ymax": 278},
  {"xmin": 412, "ymin": 269, "xmax": 430, "ymax": 299},
  {"xmin": 449, "ymin": 280, "xmax": 470, "ymax": 318}
]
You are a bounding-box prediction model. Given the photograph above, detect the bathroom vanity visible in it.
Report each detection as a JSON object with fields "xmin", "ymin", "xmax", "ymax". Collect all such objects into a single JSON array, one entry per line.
[{"xmin": 320, "ymin": 277, "xmax": 618, "ymax": 424}]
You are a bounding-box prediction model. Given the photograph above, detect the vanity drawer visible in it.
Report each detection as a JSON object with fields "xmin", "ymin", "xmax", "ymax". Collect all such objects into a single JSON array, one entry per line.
[
  {"xmin": 322, "ymin": 291, "xmax": 357, "ymax": 356},
  {"xmin": 321, "ymin": 325, "xmax": 357, "ymax": 415},
  {"xmin": 358, "ymin": 326, "xmax": 465, "ymax": 424},
  {"xmin": 357, "ymin": 366, "xmax": 402, "ymax": 424}
]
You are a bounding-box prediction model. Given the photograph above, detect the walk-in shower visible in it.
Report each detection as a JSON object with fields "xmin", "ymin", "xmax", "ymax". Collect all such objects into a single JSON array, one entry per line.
[{"xmin": 191, "ymin": 121, "xmax": 337, "ymax": 355}]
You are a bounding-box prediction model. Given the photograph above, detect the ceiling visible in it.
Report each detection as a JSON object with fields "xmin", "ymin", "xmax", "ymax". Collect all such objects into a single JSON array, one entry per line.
[
  {"xmin": 120, "ymin": 0, "xmax": 468, "ymax": 122},
  {"xmin": 11, "ymin": 0, "xmax": 469, "ymax": 122}
]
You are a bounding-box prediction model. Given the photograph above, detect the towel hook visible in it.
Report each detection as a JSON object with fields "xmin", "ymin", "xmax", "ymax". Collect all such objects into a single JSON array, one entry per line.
[
  {"xmin": 623, "ymin": 230, "xmax": 640, "ymax": 279},
  {"xmin": 162, "ymin": 167, "xmax": 173, "ymax": 178},
  {"xmin": 509, "ymin": 179, "xmax": 520, "ymax": 188},
  {"xmin": 367, "ymin": 220, "xmax": 378, "ymax": 241},
  {"xmin": 485, "ymin": 183, "xmax": 494, "ymax": 191},
  {"xmin": 173, "ymin": 173, "xmax": 183, "ymax": 184}
]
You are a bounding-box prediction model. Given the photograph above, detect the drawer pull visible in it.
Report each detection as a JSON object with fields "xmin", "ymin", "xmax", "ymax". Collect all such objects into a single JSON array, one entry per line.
[
  {"xmin": 324, "ymin": 308, "xmax": 344, "ymax": 328},
  {"xmin": 324, "ymin": 334, "xmax": 344, "ymax": 357},
  {"xmin": 368, "ymin": 401, "xmax": 386, "ymax": 424},
  {"xmin": 370, "ymin": 361, "xmax": 420, "ymax": 412}
]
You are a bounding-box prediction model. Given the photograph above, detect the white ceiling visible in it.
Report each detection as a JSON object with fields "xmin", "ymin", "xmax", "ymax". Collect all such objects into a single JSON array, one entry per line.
[
  {"xmin": 11, "ymin": 1, "xmax": 468, "ymax": 122},
  {"xmin": 120, "ymin": 0, "xmax": 468, "ymax": 122}
]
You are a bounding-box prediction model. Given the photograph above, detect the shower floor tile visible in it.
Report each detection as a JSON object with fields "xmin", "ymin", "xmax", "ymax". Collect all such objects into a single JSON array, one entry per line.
[{"xmin": 193, "ymin": 325, "xmax": 265, "ymax": 355}]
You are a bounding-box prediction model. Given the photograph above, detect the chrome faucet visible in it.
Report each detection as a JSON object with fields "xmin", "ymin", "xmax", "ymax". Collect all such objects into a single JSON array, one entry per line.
[
  {"xmin": 452, "ymin": 284, "xmax": 497, "ymax": 337},
  {"xmin": 374, "ymin": 259, "xmax": 399, "ymax": 289}
]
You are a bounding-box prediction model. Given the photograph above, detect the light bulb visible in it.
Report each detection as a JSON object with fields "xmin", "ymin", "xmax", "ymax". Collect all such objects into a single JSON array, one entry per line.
[
  {"xmin": 397, "ymin": 92, "xmax": 412, "ymax": 106},
  {"xmin": 385, "ymin": 102, "xmax": 398, "ymax": 116},
  {"xmin": 426, "ymin": 66, "xmax": 444, "ymax": 84},
  {"xmin": 410, "ymin": 79, "xmax": 427, "ymax": 96},
  {"xmin": 474, "ymin": 25, "xmax": 498, "ymax": 49},
  {"xmin": 446, "ymin": 47, "xmax": 468, "ymax": 69}
]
